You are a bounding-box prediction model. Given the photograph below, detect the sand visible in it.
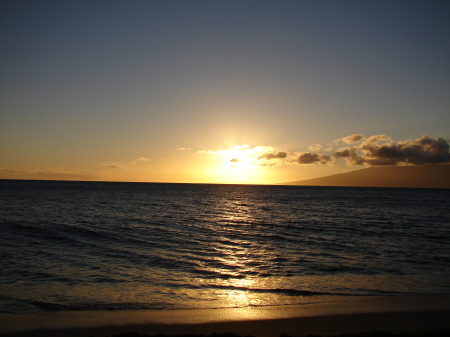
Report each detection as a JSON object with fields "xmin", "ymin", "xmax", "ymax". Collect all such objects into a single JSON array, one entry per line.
[{"xmin": 1, "ymin": 295, "xmax": 449, "ymax": 337}]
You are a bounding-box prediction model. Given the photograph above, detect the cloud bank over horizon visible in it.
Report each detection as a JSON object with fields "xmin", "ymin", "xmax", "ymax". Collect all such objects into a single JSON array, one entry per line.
[{"xmin": 256, "ymin": 135, "xmax": 450, "ymax": 167}]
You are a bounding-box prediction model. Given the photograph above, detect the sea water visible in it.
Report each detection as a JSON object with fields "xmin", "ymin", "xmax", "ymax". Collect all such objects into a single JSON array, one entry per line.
[{"xmin": 1, "ymin": 180, "xmax": 449, "ymax": 314}]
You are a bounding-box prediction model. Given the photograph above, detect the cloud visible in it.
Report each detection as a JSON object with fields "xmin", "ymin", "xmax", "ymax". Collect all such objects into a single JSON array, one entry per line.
[
  {"xmin": 0, "ymin": 168, "xmax": 28, "ymax": 174},
  {"xmin": 0, "ymin": 168, "xmax": 105, "ymax": 181},
  {"xmin": 276, "ymin": 135, "xmax": 449, "ymax": 167},
  {"xmin": 199, "ymin": 135, "xmax": 450, "ymax": 169},
  {"xmin": 362, "ymin": 134, "xmax": 391, "ymax": 145},
  {"xmin": 256, "ymin": 151, "xmax": 289, "ymax": 167},
  {"xmin": 137, "ymin": 157, "xmax": 150, "ymax": 161},
  {"xmin": 334, "ymin": 134, "xmax": 365, "ymax": 144},
  {"xmin": 258, "ymin": 151, "xmax": 288, "ymax": 160},
  {"xmin": 257, "ymin": 150, "xmax": 334, "ymax": 166},
  {"xmin": 102, "ymin": 162, "xmax": 124, "ymax": 169},
  {"xmin": 307, "ymin": 144, "xmax": 323, "ymax": 152},
  {"xmin": 334, "ymin": 147, "xmax": 365, "ymax": 165},
  {"xmin": 296, "ymin": 152, "xmax": 332, "ymax": 165},
  {"xmin": 334, "ymin": 135, "xmax": 450, "ymax": 166},
  {"xmin": 359, "ymin": 136, "xmax": 450, "ymax": 166},
  {"xmin": 177, "ymin": 147, "xmax": 191, "ymax": 151}
]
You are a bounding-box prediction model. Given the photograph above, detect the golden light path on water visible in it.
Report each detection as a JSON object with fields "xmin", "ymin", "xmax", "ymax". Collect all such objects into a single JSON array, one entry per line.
[{"xmin": 202, "ymin": 203, "xmax": 279, "ymax": 309}]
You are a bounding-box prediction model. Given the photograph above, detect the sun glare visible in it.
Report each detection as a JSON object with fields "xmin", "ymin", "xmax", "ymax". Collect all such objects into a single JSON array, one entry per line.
[{"xmin": 200, "ymin": 145, "xmax": 275, "ymax": 184}]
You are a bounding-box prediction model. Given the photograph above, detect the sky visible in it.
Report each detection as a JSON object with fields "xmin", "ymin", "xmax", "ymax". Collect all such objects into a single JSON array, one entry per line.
[{"xmin": 1, "ymin": 0, "xmax": 449, "ymax": 184}]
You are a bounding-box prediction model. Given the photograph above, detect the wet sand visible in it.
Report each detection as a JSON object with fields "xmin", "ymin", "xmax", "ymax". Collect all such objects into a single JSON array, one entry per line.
[{"xmin": 1, "ymin": 295, "xmax": 449, "ymax": 337}]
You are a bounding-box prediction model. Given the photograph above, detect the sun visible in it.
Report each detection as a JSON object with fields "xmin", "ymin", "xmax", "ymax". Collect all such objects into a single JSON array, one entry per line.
[
  {"xmin": 220, "ymin": 145, "xmax": 254, "ymax": 167},
  {"xmin": 199, "ymin": 145, "xmax": 276, "ymax": 184}
]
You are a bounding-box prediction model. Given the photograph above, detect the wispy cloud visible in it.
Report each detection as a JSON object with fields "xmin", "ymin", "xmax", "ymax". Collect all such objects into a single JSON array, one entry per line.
[
  {"xmin": 334, "ymin": 134, "xmax": 365, "ymax": 144},
  {"xmin": 102, "ymin": 162, "xmax": 124, "ymax": 169},
  {"xmin": 130, "ymin": 157, "xmax": 150, "ymax": 165},
  {"xmin": 0, "ymin": 168, "xmax": 105, "ymax": 180},
  {"xmin": 307, "ymin": 143, "xmax": 323, "ymax": 152},
  {"xmin": 0, "ymin": 168, "xmax": 27, "ymax": 174},
  {"xmin": 177, "ymin": 147, "xmax": 191, "ymax": 151}
]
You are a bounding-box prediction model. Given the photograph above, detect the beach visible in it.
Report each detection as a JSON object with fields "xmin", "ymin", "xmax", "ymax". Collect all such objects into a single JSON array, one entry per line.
[{"xmin": 1, "ymin": 295, "xmax": 449, "ymax": 337}]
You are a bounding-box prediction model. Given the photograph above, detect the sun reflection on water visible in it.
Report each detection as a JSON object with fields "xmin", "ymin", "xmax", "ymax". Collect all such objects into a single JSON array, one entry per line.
[
  {"xmin": 193, "ymin": 192, "xmax": 304, "ymax": 309},
  {"xmin": 221, "ymin": 278, "xmax": 259, "ymax": 308}
]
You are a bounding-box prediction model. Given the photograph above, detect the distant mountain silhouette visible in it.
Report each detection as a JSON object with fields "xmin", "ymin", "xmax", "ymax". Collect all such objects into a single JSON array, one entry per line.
[{"xmin": 281, "ymin": 164, "xmax": 450, "ymax": 188}]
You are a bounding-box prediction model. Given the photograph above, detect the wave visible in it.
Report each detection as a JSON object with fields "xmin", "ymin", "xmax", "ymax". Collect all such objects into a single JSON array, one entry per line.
[
  {"xmin": 31, "ymin": 300, "xmax": 171, "ymax": 311},
  {"xmin": 205, "ymin": 285, "xmax": 328, "ymax": 296},
  {"xmin": 29, "ymin": 286, "xmax": 418, "ymax": 312},
  {"xmin": 170, "ymin": 283, "xmax": 414, "ymax": 297}
]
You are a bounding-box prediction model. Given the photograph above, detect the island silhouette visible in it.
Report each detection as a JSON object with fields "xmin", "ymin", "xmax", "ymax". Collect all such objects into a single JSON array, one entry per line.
[{"xmin": 281, "ymin": 164, "xmax": 450, "ymax": 189}]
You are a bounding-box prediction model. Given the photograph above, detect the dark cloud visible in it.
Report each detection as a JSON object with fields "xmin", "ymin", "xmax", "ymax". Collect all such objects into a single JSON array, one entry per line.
[
  {"xmin": 230, "ymin": 158, "xmax": 239, "ymax": 163},
  {"xmin": 360, "ymin": 136, "xmax": 450, "ymax": 166},
  {"xmin": 336, "ymin": 136, "xmax": 450, "ymax": 166},
  {"xmin": 334, "ymin": 147, "xmax": 365, "ymax": 165},
  {"xmin": 258, "ymin": 151, "xmax": 288, "ymax": 160},
  {"xmin": 254, "ymin": 135, "xmax": 449, "ymax": 168},
  {"xmin": 296, "ymin": 152, "xmax": 332, "ymax": 165}
]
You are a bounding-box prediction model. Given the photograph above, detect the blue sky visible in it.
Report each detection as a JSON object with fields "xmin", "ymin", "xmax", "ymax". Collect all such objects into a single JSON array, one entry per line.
[{"xmin": 1, "ymin": 0, "xmax": 449, "ymax": 183}]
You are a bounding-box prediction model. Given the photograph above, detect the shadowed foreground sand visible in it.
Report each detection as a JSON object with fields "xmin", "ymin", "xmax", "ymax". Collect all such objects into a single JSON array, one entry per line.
[
  {"xmin": 1, "ymin": 296, "xmax": 449, "ymax": 337},
  {"xmin": 91, "ymin": 331, "xmax": 450, "ymax": 337},
  {"xmin": 1, "ymin": 311, "xmax": 449, "ymax": 337}
]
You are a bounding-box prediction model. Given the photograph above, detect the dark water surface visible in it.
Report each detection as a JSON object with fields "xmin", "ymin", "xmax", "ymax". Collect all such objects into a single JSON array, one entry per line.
[{"xmin": 1, "ymin": 180, "xmax": 449, "ymax": 314}]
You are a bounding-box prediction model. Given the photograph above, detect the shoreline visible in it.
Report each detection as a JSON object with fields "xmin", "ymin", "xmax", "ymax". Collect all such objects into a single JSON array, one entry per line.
[{"xmin": 1, "ymin": 295, "xmax": 449, "ymax": 337}]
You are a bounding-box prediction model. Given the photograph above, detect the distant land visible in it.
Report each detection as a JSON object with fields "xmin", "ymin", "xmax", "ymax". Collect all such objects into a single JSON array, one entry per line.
[{"xmin": 281, "ymin": 164, "xmax": 450, "ymax": 189}]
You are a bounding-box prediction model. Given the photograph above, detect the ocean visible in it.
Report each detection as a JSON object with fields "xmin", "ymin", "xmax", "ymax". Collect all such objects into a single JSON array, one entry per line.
[{"xmin": 1, "ymin": 180, "xmax": 449, "ymax": 315}]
